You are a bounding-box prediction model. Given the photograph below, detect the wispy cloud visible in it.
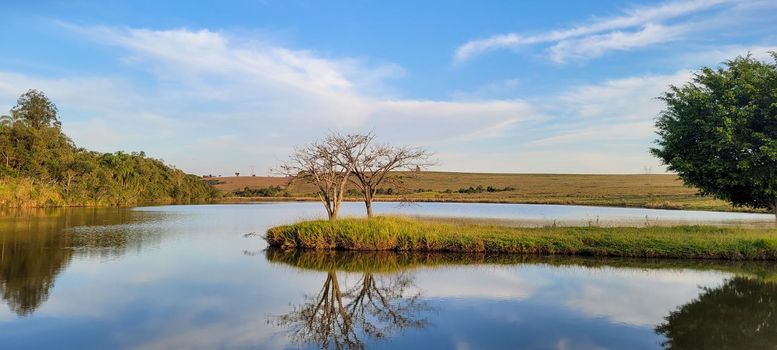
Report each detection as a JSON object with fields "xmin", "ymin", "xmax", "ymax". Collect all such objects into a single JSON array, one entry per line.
[
  {"xmin": 677, "ymin": 44, "xmax": 777, "ymax": 66},
  {"xmin": 3, "ymin": 21, "xmax": 772, "ymax": 175},
  {"xmin": 0, "ymin": 25, "xmax": 541, "ymax": 174},
  {"xmin": 547, "ymin": 23, "xmax": 687, "ymax": 63},
  {"xmin": 454, "ymin": 0, "xmax": 734, "ymax": 64},
  {"xmin": 525, "ymin": 70, "xmax": 692, "ymax": 152}
]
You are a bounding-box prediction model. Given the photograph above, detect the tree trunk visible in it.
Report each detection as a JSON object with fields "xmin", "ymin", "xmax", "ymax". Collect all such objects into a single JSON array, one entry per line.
[
  {"xmin": 364, "ymin": 189, "xmax": 374, "ymax": 218},
  {"xmin": 772, "ymin": 200, "xmax": 777, "ymax": 222},
  {"xmin": 329, "ymin": 202, "xmax": 339, "ymax": 220}
]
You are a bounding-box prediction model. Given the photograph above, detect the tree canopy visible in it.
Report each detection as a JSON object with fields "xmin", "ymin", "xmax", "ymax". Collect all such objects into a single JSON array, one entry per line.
[
  {"xmin": 279, "ymin": 132, "xmax": 432, "ymax": 219},
  {"xmin": 651, "ymin": 53, "xmax": 777, "ymax": 218},
  {"xmin": 0, "ymin": 90, "xmax": 217, "ymax": 207},
  {"xmin": 7, "ymin": 89, "xmax": 60, "ymax": 129}
]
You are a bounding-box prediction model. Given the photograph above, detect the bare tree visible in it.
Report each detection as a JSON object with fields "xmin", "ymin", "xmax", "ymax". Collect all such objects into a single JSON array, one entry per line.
[
  {"xmin": 337, "ymin": 133, "xmax": 433, "ymax": 217},
  {"xmin": 279, "ymin": 133, "xmax": 369, "ymax": 220}
]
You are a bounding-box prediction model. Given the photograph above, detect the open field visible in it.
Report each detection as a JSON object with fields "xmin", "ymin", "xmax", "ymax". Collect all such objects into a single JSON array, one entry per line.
[
  {"xmin": 212, "ymin": 171, "xmax": 746, "ymax": 212},
  {"xmin": 206, "ymin": 176, "xmax": 290, "ymax": 192},
  {"xmin": 265, "ymin": 216, "xmax": 777, "ymax": 260}
]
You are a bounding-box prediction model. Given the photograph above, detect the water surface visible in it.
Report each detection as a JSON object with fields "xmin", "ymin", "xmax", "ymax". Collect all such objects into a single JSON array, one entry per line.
[
  {"xmin": 0, "ymin": 203, "xmax": 775, "ymax": 349},
  {"xmin": 263, "ymin": 201, "xmax": 775, "ymax": 226}
]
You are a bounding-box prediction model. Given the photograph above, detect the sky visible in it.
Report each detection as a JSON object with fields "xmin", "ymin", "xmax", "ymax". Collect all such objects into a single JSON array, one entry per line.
[{"xmin": 0, "ymin": 0, "xmax": 776, "ymax": 175}]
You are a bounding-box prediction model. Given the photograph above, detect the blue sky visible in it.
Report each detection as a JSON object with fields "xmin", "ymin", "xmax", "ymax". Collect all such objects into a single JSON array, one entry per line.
[{"xmin": 1, "ymin": 0, "xmax": 776, "ymax": 175}]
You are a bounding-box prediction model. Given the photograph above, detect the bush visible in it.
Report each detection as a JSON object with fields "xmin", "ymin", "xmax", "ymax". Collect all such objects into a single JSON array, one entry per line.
[
  {"xmin": 457, "ymin": 185, "xmax": 515, "ymax": 194},
  {"xmin": 233, "ymin": 186, "xmax": 289, "ymax": 197}
]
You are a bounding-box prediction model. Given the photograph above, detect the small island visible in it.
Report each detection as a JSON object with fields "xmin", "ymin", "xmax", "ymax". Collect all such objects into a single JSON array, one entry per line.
[{"xmin": 266, "ymin": 216, "xmax": 777, "ymax": 260}]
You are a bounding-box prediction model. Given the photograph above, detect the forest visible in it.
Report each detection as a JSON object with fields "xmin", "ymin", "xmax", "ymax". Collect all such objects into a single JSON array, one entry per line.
[{"xmin": 0, "ymin": 90, "xmax": 217, "ymax": 207}]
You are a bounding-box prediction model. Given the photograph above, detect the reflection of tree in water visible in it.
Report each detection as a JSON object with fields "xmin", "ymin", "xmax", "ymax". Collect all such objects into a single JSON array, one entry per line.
[
  {"xmin": 0, "ymin": 208, "xmax": 163, "ymax": 316},
  {"xmin": 266, "ymin": 249, "xmax": 777, "ymax": 349},
  {"xmin": 0, "ymin": 228, "xmax": 73, "ymax": 316},
  {"xmin": 656, "ymin": 277, "xmax": 777, "ymax": 350},
  {"xmin": 273, "ymin": 269, "xmax": 429, "ymax": 349}
]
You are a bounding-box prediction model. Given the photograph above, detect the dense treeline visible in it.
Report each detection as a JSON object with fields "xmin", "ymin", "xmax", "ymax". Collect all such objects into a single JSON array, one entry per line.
[
  {"xmin": 0, "ymin": 90, "xmax": 217, "ymax": 207},
  {"xmin": 233, "ymin": 186, "xmax": 289, "ymax": 197}
]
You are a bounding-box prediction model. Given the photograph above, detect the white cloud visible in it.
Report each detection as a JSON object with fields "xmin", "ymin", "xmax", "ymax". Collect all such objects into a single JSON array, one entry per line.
[
  {"xmin": 87, "ymin": 26, "xmax": 539, "ymax": 135},
  {"xmin": 552, "ymin": 70, "xmax": 691, "ymax": 121},
  {"xmin": 0, "ymin": 25, "xmax": 542, "ymax": 175},
  {"xmin": 548, "ymin": 23, "xmax": 686, "ymax": 63},
  {"xmin": 529, "ymin": 121, "xmax": 655, "ymax": 146},
  {"xmin": 678, "ymin": 45, "xmax": 777, "ymax": 66},
  {"xmin": 370, "ymin": 99, "xmax": 537, "ymax": 144},
  {"xmin": 449, "ymin": 78, "xmax": 521, "ymax": 100},
  {"xmin": 418, "ymin": 69, "xmax": 700, "ymax": 173},
  {"xmin": 4, "ymin": 23, "xmax": 772, "ymax": 175},
  {"xmin": 518, "ymin": 70, "xmax": 693, "ymax": 169},
  {"xmin": 436, "ymin": 150, "xmax": 658, "ymax": 174},
  {"xmin": 454, "ymin": 0, "xmax": 734, "ymax": 63}
]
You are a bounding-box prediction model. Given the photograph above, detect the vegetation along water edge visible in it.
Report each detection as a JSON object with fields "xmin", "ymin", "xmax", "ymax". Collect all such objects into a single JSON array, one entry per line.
[{"xmin": 265, "ymin": 216, "xmax": 777, "ymax": 260}]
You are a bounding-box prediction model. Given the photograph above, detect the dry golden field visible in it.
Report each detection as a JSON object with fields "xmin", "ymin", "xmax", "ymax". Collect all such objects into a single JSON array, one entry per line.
[{"xmin": 212, "ymin": 171, "xmax": 744, "ymax": 212}]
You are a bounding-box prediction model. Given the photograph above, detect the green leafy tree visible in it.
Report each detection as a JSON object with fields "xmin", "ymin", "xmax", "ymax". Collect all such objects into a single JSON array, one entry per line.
[
  {"xmin": 651, "ymin": 53, "xmax": 777, "ymax": 219},
  {"xmin": 10, "ymin": 89, "xmax": 61, "ymax": 129},
  {"xmin": 0, "ymin": 90, "xmax": 218, "ymax": 207},
  {"xmin": 0, "ymin": 115, "xmax": 14, "ymax": 127}
]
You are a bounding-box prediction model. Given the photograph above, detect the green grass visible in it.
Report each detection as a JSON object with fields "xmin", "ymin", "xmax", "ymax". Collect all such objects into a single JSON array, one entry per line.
[{"xmin": 265, "ymin": 216, "xmax": 777, "ymax": 260}]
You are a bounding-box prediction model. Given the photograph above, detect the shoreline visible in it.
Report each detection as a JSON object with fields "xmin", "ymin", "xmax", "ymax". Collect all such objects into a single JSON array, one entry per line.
[
  {"xmin": 217, "ymin": 195, "xmax": 766, "ymax": 214},
  {"xmin": 265, "ymin": 216, "xmax": 777, "ymax": 260},
  {"xmin": 265, "ymin": 248, "xmax": 777, "ymax": 279}
]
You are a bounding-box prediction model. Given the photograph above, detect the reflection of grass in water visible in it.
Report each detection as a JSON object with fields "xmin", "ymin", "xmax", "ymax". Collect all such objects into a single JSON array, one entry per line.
[
  {"xmin": 266, "ymin": 216, "xmax": 777, "ymax": 260},
  {"xmin": 265, "ymin": 248, "xmax": 777, "ymax": 280}
]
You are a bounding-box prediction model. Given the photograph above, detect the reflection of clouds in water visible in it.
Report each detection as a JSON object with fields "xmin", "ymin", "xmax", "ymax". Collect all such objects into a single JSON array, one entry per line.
[
  {"xmin": 24, "ymin": 248, "xmax": 320, "ymax": 349},
  {"xmin": 132, "ymin": 317, "xmax": 292, "ymax": 350},
  {"xmin": 4, "ymin": 204, "xmax": 771, "ymax": 348},
  {"xmin": 26, "ymin": 259, "xmax": 735, "ymax": 349},
  {"xmin": 557, "ymin": 268, "xmax": 728, "ymax": 326},
  {"xmin": 416, "ymin": 265, "xmax": 549, "ymax": 300},
  {"xmin": 453, "ymin": 338, "xmax": 474, "ymax": 350},
  {"xmin": 0, "ymin": 305, "xmax": 15, "ymax": 321},
  {"xmin": 413, "ymin": 263, "xmax": 730, "ymax": 328},
  {"xmin": 555, "ymin": 338, "xmax": 607, "ymax": 350}
]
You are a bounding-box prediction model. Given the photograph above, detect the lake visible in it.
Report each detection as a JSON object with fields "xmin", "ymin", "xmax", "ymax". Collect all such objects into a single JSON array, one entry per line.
[{"xmin": 1, "ymin": 202, "xmax": 775, "ymax": 349}]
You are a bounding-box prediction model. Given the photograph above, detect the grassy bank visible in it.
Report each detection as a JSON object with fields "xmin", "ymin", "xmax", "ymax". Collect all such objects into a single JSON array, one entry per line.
[
  {"xmin": 214, "ymin": 172, "xmax": 752, "ymax": 212},
  {"xmin": 0, "ymin": 177, "xmax": 217, "ymax": 208},
  {"xmin": 265, "ymin": 217, "xmax": 777, "ymax": 260}
]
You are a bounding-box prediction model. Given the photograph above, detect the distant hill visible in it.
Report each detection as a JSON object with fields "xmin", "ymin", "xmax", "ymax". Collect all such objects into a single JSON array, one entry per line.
[{"xmin": 213, "ymin": 171, "xmax": 741, "ymax": 212}]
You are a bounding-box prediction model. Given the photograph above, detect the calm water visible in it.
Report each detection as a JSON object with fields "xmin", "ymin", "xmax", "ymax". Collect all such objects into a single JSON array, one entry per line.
[{"xmin": 1, "ymin": 203, "xmax": 776, "ymax": 349}]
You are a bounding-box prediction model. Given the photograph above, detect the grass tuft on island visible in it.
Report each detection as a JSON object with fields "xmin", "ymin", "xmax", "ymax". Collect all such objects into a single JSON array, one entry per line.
[{"xmin": 265, "ymin": 216, "xmax": 777, "ymax": 260}]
